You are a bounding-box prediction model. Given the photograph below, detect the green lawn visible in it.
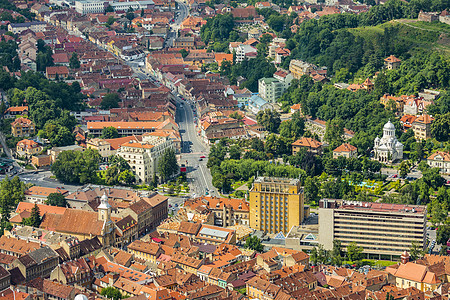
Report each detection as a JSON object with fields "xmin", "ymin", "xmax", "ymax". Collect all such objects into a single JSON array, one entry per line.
[{"xmin": 343, "ymin": 259, "xmax": 396, "ymax": 268}]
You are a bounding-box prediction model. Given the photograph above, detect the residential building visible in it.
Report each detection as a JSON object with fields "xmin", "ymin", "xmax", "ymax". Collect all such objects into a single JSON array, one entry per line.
[
  {"xmin": 319, "ymin": 199, "xmax": 426, "ymax": 260},
  {"xmin": 87, "ymin": 121, "xmax": 177, "ymax": 137},
  {"xmin": 418, "ymin": 10, "xmax": 439, "ymax": 22},
  {"xmin": 184, "ymin": 196, "xmax": 250, "ymax": 226},
  {"xmin": 392, "ymin": 262, "xmax": 440, "ymax": 292},
  {"xmin": 128, "ymin": 240, "xmax": 163, "ymax": 264},
  {"xmin": 292, "ymin": 137, "xmax": 322, "ymax": 155},
  {"xmin": 195, "ymin": 224, "xmax": 236, "ymax": 245},
  {"xmin": 120, "ymin": 195, "xmax": 168, "ymax": 235},
  {"xmin": 26, "ymin": 278, "xmax": 82, "ymax": 300},
  {"xmin": 32, "ymin": 155, "xmax": 52, "ymax": 168},
  {"xmin": 258, "ymin": 78, "xmax": 284, "ymax": 103},
  {"xmin": 46, "ymin": 66, "xmax": 69, "ymax": 80},
  {"xmin": 171, "ymin": 253, "xmax": 204, "ymax": 274},
  {"xmin": 117, "ymin": 135, "xmax": 174, "ymax": 183},
  {"xmin": 16, "ymin": 139, "xmax": 42, "ymax": 156},
  {"xmin": 86, "ymin": 138, "xmax": 114, "ymax": 159},
  {"xmin": 11, "ymin": 247, "xmax": 59, "ymax": 281},
  {"xmin": 11, "ymin": 118, "xmax": 35, "ymax": 138},
  {"xmin": 289, "ymin": 59, "xmax": 315, "ymax": 80},
  {"xmin": 50, "ymin": 258, "xmax": 93, "ymax": 288},
  {"xmin": 74, "ymin": 0, "xmax": 108, "ymax": 14},
  {"xmin": 174, "ymin": 36, "xmax": 195, "ymax": 49},
  {"xmin": 0, "ymin": 266, "xmax": 10, "ymax": 292},
  {"xmin": 273, "ymin": 70, "xmax": 294, "ymax": 88},
  {"xmin": 373, "ymin": 120, "xmax": 403, "ymax": 162},
  {"xmin": 333, "ymin": 143, "xmax": 358, "ymax": 159},
  {"xmin": 248, "ymin": 95, "xmax": 272, "ymax": 115},
  {"xmin": 8, "ymin": 21, "xmax": 46, "ymax": 34},
  {"xmin": 249, "ymin": 177, "xmax": 305, "ymax": 234},
  {"xmin": 4, "ymin": 106, "xmax": 28, "ymax": 119},
  {"xmin": 24, "ymin": 186, "xmax": 69, "ymax": 204},
  {"xmin": 427, "ymin": 151, "xmax": 450, "ymax": 175},
  {"xmin": 235, "ymin": 44, "xmax": 257, "ymax": 63},
  {"xmin": 384, "ymin": 55, "xmax": 401, "ymax": 70},
  {"xmin": 412, "ymin": 114, "xmax": 434, "ymax": 140},
  {"xmin": 0, "ymin": 236, "xmax": 41, "ymax": 257},
  {"xmin": 47, "ymin": 145, "xmax": 85, "ymax": 163}
]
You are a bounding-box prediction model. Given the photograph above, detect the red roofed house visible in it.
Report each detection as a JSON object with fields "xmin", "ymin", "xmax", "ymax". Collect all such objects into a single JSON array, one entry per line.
[
  {"xmin": 290, "ymin": 103, "xmax": 302, "ymax": 114},
  {"xmin": 412, "ymin": 114, "xmax": 434, "ymax": 141},
  {"xmin": 46, "ymin": 66, "xmax": 69, "ymax": 80},
  {"xmin": 384, "ymin": 55, "xmax": 401, "ymax": 70},
  {"xmin": 52, "ymin": 52, "xmax": 69, "ymax": 66},
  {"xmin": 16, "ymin": 139, "xmax": 42, "ymax": 156},
  {"xmin": 393, "ymin": 262, "xmax": 440, "ymax": 292},
  {"xmin": 427, "ymin": 151, "xmax": 450, "ymax": 175},
  {"xmin": 4, "ymin": 106, "xmax": 28, "ymax": 119},
  {"xmin": 292, "ymin": 137, "xmax": 322, "ymax": 155},
  {"xmin": 333, "ymin": 143, "xmax": 357, "ymax": 159},
  {"xmin": 11, "ymin": 117, "xmax": 35, "ymax": 137},
  {"xmin": 24, "ymin": 186, "xmax": 69, "ymax": 204}
]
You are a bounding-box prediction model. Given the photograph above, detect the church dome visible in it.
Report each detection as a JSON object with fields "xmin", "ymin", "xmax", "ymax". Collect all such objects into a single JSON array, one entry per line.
[
  {"xmin": 74, "ymin": 295, "xmax": 88, "ymax": 300},
  {"xmin": 383, "ymin": 120, "xmax": 395, "ymax": 131},
  {"xmin": 98, "ymin": 191, "xmax": 111, "ymax": 209}
]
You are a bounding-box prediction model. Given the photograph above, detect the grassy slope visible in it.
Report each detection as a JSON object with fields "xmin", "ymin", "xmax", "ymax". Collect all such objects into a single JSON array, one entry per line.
[{"xmin": 349, "ymin": 20, "xmax": 450, "ymax": 56}]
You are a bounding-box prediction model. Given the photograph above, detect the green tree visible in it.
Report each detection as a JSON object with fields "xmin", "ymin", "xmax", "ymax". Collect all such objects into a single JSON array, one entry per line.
[
  {"xmin": 102, "ymin": 126, "xmax": 119, "ymax": 139},
  {"xmin": 410, "ymin": 240, "xmax": 425, "ymax": 260},
  {"xmin": 100, "ymin": 287, "xmax": 123, "ymax": 300},
  {"xmin": 69, "ymin": 52, "xmax": 80, "ymax": 69},
  {"xmin": 29, "ymin": 204, "xmax": 41, "ymax": 227},
  {"xmin": 331, "ymin": 239, "xmax": 343, "ymax": 266},
  {"xmin": 46, "ymin": 193, "xmax": 67, "ymax": 207},
  {"xmin": 118, "ymin": 170, "xmax": 135, "ymax": 185},
  {"xmin": 324, "ymin": 118, "xmax": 344, "ymax": 149},
  {"xmin": 310, "ymin": 244, "xmax": 329, "ymax": 265},
  {"xmin": 0, "ymin": 176, "xmax": 25, "ymax": 234},
  {"xmin": 229, "ymin": 145, "xmax": 241, "ymax": 160},
  {"xmin": 158, "ymin": 148, "xmax": 179, "ymax": 183},
  {"xmin": 431, "ymin": 113, "xmax": 450, "ymax": 142},
  {"xmin": 256, "ymin": 109, "xmax": 281, "ymax": 133},
  {"xmin": 105, "ymin": 5, "xmax": 114, "ymax": 13},
  {"xmin": 304, "ymin": 176, "xmax": 319, "ymax": 204},
  {"xmin": 101, "ymin": 93, "xmax": 120, "ymax": 109},
  {"xmin": 398, "ymin": 160, "xmax": 410, "ymax": 178},
  {"xmin": 179, "ymin": 49, "xmax": 189, "ymax": 58},
  {"xmin": 51, "ymin": 149, "xmax": 101, "ymax": 184},
  {"xmin": 346, "ymin": 241, "xmax": 364, "ymax": 262},
  {"xmin": 244, "ymin": 236, "xmax": 263, "ymax": 252}
]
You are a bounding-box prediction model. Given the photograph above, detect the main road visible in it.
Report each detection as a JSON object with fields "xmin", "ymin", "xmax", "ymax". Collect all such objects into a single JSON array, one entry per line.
[{"xmin": 175, "ymin": 99, "xmax": 217, "ymax": 197}]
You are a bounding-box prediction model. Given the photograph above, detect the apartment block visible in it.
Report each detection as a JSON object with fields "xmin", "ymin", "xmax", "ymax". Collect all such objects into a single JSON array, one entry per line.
[
  {"xmin": 318, "ymin": 199, "xmax": 427, "ymax": 260},
  {"xmin": 249, "ymin": 177, "xmax": 305, "ymax": 234},
  {"xmin": 117, "ymin": 135, "xmax": 174, "ymax": 183},
  {"xmin": 258, "ymin": 78, "xmax": 284, "ymax": 103}
]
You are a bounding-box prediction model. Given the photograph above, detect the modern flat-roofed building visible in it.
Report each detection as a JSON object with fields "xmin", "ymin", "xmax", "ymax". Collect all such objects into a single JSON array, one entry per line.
[
  {"xmin": 249, "ymin": 177, "xmax": 305, "ymax": 234},
  {"xmin": 318, "ymin": 199, "xmax": 426, "ymax": 260}
]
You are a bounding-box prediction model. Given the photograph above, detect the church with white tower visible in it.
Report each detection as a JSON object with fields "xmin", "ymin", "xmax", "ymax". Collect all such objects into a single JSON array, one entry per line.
[{"xmin": 374, "ymin": 120, "xmax": 404, "ymax": 162}]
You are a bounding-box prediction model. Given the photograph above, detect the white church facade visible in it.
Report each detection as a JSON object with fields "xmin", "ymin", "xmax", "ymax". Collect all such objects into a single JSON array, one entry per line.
[{"xmin": 374, "ymin": 120, "xmax": 403, "ymax": 162}]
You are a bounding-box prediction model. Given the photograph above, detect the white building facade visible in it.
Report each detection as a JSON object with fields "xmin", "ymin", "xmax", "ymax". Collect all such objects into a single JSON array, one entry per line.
[
  {"xmin": 116, "ymin": 136, "xmax": 174, "ymax": 183},
  {"xmin": 373, "ymin": 121, "xmax": 403, "ymax": 162}
]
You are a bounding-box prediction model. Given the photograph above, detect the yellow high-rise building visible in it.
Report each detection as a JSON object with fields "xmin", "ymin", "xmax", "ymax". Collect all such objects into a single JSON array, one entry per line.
[{"xmin": 249, "ymin": 177, "xmax": 304, "ymax": 234}]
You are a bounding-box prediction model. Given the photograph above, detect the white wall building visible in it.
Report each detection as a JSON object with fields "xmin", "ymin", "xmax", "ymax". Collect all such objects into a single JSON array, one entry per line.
[
  {"xmin": 117, "ymin": 135, "xmax": 174, "ymax": 183},
  {"xmin": 373, "ymin": 120, "xmax": 403, "ymax": 162},
  {"xmin": 235, "ymin": 44, "xmax": 257, "ymax": 63},
  {"xmin": 74, "ymin": 0, "xmax": 108, "ymax": 14}
]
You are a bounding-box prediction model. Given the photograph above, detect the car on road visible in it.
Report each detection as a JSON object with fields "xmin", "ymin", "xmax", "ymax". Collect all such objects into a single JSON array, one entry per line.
[
  {"xmin": 200, "ymin": 155, "xmax": 206, "ymax": 158},
  {"xmin": 393, "ymin": 174, "xmax": 398, "ymax": 178},
  {"xmin": 198, "ymin": 158, "xmax": 203, "ymax": 161}
]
